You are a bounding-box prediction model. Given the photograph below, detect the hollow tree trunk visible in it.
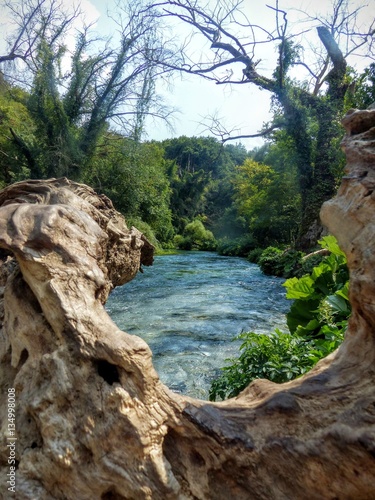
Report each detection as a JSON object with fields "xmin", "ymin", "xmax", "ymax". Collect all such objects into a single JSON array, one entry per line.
[{"xmin": 1, "ymin": 108, "xmax": 375, "ymax": 499}]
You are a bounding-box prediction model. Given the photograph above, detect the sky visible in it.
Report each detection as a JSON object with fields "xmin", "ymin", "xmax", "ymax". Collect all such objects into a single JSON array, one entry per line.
[
  {"xmin": 1, "ymin": 0, "xmax": 373, "ymax": 149},
  {"xmin": 86, "ymin": 0, "xmax": 374, "ymax": 149},
  {"xmin": 87, "ymin": 0, "xmax": 279, "ymax": 148}
]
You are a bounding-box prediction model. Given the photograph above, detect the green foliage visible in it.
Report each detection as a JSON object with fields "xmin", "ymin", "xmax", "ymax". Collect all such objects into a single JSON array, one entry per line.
[
  {"xmin": 216, "ymin": 235, "xmax": 256, "ymax": 257},
  {"xmin": 213, "ymin": 207, "xmax": 248, "ymax": 242},
  {"xmin": 232, "ymin": 159, "xmax": 276, "ymax": 243},
  {"xmin": 345, "ymin": 63, "xmax": 375, "ymax": 110},
  {"xmin": 163, "ymin": 136, "xmax": 248, "ymax": 236},
  {"xmin": 284, "ymin": 236, "xmax": 349, "ymax": 338},
  {"xmin": 84, "ymin": 136, "xmax": 174, "ymax": 245},
  {"xmin": 258, "ymin": 246, "xmax": 304, "ymax": 277},
  {"xmin": 2, "ymin": 1, "xmax": 373, "ymax": 251},
  {"xmin": 0, "ymin": 84, "xmax": 35, "ymax": 184},
  {"xmin": 273, "ymin": 39, "xmax": 302, "ymax": 87},
  {"xmin": 209, "ymin": 326, "xmax": 345, "ymax": 401},
  {"xmin": 278, "ymin": 249, "xmax": 305, "ymax": 277},
  {"xmin": 174, "ymin": 219, "xmax": 216, "ymax": 251},
  {"xmin": 258, "ymin": 246, "xmax": 283, "ymax": 275},
  {"xmin": 258, "ymin": 245, "xmax": 314, "ymax": 278},
  {"xmin": 26, "ymin": 40, "xmax": 82, "ymax": 178},
  {"xmin": 232, "ymin": 148, "xmax": 301, "ymax": 247},
  {"xmin": 173, "ymin": 234, "xmax": 191, "ymax": 250},
  {"xmin": 209, "ymin": 236, "xmax": 350, "ymax": 401},
  {"xmin": 247, "ymin": 248, "xmax": 264, "ymax": 263},
  {"xmin": 298, "ymin": 252, "xmax": 326, "ymax": 276},
  {"xmin": 2, "ymin": 2, "xmax": 173, "ymax": 180}
]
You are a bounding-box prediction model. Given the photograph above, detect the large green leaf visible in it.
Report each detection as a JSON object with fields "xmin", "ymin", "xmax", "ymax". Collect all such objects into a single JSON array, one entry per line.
[
  {"xmin": 325, "ymin": 294, "xmax": 351, "ymax": 315},
  {"xmin": 314, "ymin": 269, "xmax": 336, "ymax": 296},
  {"xmin": 311, "ymin": 263, "xmax": 331, "ymax": 281},
  {"xmin": 286, "ymin": 298, "xmax": 320, "ymax": 334},
  {"xmin": 335, "ymin": 282, "xmax": 350, "ymax": 301},
  {"xmin": 284, "ymin": 275, "xmax": 316, "ymax": 299},
  {"xmin": 318, "ymin": 235, "xmax": 346, "ymax": 257}
]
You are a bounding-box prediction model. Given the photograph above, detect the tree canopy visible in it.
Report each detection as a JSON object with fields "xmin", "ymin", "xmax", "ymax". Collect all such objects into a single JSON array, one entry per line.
[
  {"xmin": 150, "ymin": 0, "xmax": 375, "ymax": 247},
  {"xmin": 0, "ymin": 0, "xmax": 374, "ymax": 251},
  {"xmin": 1, "ymin": 0, "xmax": 177, "ymax": 178}
]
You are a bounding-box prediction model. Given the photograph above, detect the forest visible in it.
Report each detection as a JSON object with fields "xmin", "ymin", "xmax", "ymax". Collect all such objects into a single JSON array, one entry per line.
[
  {"xmin": 0, "ymin": 0, "xmax": 374, "ymax": 255},
  {"xmin": 0, "ymin": 0, "xmax": 374, "ymax": 396}
]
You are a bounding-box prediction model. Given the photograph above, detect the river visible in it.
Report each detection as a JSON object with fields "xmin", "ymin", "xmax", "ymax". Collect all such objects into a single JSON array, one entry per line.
[{"xmin": 106, "ymin": 251, "xmax": 289, "ymax": 399}]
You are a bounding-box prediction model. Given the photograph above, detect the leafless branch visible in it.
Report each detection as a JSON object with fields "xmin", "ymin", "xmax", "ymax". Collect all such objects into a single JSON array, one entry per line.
[
  {"xmin": 200, "ymin": 112, "xmax": 284, "ymax": 143},
  {"xmin": 292, "ymin": 61, "xmax": 318, "ymax": 80},
  {"xmin": 0, "ymin": 0, "xmax": 45, "ymax": 64},
  {"xmin": 0, "ymin": 0, "xmax": 81, "ymax": 84},
  {"xmin": 219, "ymin": 125, "xmax": 281, "ymax": 143}
]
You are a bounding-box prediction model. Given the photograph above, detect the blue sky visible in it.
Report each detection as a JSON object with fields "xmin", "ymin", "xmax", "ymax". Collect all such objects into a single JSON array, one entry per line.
[
  {"xmin": 87, "ymin": 0, "xmax": 277, "ymax": 148},
  {"xmin": 1, "ymin": 0, "xmax": 373, "ymax": 149},
  {"xmin": 86, "ymin": 0, "xmax": 374, "ymax": 148}
]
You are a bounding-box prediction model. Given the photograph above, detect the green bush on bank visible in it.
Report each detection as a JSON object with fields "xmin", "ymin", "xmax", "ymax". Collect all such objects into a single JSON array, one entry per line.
[
  {"xmin": 216, "ymin": 240, "xmax": 323, "ymax": 276},
  {"xmin": 173, "ymin": 219, "xmax": 217, "ymax": 251},
  {"xmin": 247, "ymin": 247, "xmax": 263, "ymax": 263},
  {"xmin": 255, "ymin": 245, "xmax": 328, "ymax": 279},
  {"xmin": 217, "ymin": 235, "xmax": 256, "ymax": 256},
  {"xmin": 257, "ymin": 246, "xmax": 283, "ymax": 274},
  {"xmin": 209, "ymin": 327, "xmax": 344, "ymax": 401},
  {"xmin": 258, "ymin": 247, "xmax": 305, "ymax": 277},
  {"xmin": 209, "ymin": 236, "xmax": 349, "ymax": 401}
]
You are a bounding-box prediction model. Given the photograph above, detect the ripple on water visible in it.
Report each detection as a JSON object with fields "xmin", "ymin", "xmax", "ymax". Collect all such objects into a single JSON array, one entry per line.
[{"xmin": 106, "ymin": 251, "xmax": 289, "ymax": 399}]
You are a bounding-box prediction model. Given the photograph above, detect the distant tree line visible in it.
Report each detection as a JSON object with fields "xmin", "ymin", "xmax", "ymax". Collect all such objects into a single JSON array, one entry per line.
[{"xmin": 0, "ymin": 0, "xmax": 374, "ymax": 251}]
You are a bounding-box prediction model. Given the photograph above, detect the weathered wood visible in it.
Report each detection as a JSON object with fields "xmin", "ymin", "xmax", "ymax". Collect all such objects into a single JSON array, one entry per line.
[{"xmin": 1, "ymin": 109, "xmax": 375, "ymax": 498}]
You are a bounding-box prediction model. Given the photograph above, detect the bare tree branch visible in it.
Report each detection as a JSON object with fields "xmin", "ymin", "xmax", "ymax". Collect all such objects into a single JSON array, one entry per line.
[
  {"xmin": 200, "ymin": 112, "xmax": 284, "ymax": 143},
  {"xmin": 0, "ymin": 0, "xmax": 81, "ymax": 83}
]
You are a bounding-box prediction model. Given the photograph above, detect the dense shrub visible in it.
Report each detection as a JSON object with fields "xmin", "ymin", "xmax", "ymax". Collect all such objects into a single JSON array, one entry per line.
[
  {"xmin": 217, "ymin": 235, "xmax": 256, "ymax": 256},
  {"xmin": 174, "ymin": 219, "xmax": 216, "ymax": 251},
  {"xmin": 209, "ymin": 327, "xmax": 344, "ymax": 401},
  {"xmin": 173, "ymin": 234, "xmax": 192, "ymax": 250},
  {"xmin": 247, "ymin": 247, "xmax": 263, "ymax": 263},
  {"xmin": 297, "ymin": 251, "xmax": 327, "ymax": 276},
  {"xmin": 279, "ymin": 249, "xmax": 305, "ymax": 277},
  {"xmin": 258, "ymin": 246, "xmax": 304, "ymax": 277},
  {"xmin": 209, "ymin": 236, "xmax": 349, "ymax": 401},
  {"xmin": 258, "ymin": 246, "xmax": 283, "ymax": 275}
]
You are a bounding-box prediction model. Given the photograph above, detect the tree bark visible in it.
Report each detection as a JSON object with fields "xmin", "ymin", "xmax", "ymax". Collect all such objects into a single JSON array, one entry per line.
[{"xmin": 1, "ymin": 109, "xmax": 375, "ymax": 498}]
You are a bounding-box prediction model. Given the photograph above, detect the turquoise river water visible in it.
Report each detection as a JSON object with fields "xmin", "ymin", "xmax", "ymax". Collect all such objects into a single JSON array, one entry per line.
[{"xmin": 106, "ymin": 251, "xmax": 289, "ymax": 400}]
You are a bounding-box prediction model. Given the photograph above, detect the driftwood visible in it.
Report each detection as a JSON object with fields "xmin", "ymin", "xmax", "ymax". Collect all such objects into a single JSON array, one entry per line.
[{"xmin": 1, "ymin": 109, "xmax": 375, "ymax": 499}]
